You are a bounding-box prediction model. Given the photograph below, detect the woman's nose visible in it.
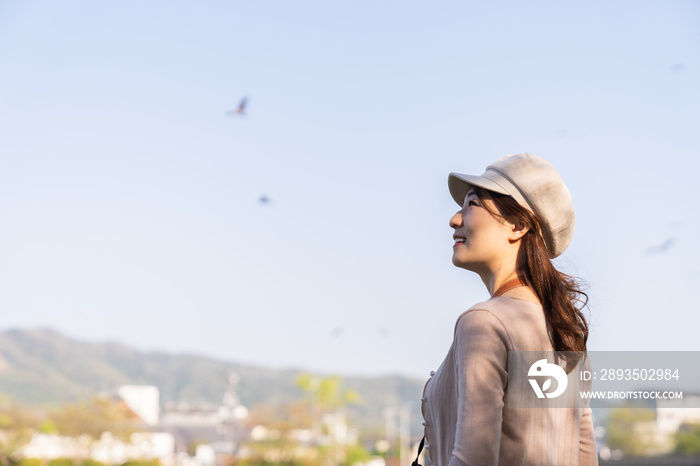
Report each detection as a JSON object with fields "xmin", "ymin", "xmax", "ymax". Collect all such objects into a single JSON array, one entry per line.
[{"xmin": 450, "ymin": 211, "xmax": 463, "ymax": 229}]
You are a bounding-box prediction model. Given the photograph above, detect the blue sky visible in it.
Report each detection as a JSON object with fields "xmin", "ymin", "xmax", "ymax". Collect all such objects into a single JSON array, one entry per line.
[{"xmin": 0, "ymin": 1, "xmax": 698, "ymax": 378}]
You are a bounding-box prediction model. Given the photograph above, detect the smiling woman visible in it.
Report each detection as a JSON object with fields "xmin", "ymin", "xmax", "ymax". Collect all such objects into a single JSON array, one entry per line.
[
  {"xmin": 450, "ymin": 189, "xmax": 529, "ymax": 280},
  {"xmin": 419, "ymin": 153, "xmax": 597, "ymax": 466}
]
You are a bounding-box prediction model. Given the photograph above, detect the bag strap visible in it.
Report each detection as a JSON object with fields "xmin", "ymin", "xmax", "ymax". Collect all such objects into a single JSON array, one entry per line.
[
  {"xmin": 492, "ymin": 278, "xmax": 525, "ymax": 297},
  {"xmin": 411, "ymin": 435, "xmax": 425, "ymax": 466}
]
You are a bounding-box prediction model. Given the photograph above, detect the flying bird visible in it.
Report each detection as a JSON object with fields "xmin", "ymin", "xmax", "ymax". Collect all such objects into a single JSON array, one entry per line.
[
  {"xmin": 258, "ymin": 195, "xmax": 270, "ymax": 205},
  {"xmin": 645, "ymin": 237, "xmax": 676, "ymax": 255},
  {"xmin": 228, "ymin": 97, "xmax": 248, "ymax": 116},
  {"xmin": 669, "ymin": 63, "xmax": 686, "ymax": 74}
]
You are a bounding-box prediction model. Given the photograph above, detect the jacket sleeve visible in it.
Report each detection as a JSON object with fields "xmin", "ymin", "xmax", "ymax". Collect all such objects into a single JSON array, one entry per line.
[
  {"xmin": 448, "ymin": 310, "xmax": 509, "ymax": 466},
  {"xmin": 579, "ymin": 407, "xmax": 598, "ymax": 465}
]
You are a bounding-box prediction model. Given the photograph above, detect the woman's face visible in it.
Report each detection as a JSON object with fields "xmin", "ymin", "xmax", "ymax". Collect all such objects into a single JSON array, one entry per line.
[{"xmin": 450, "ymin": 189, "xmax": 516, "ymax": 273}]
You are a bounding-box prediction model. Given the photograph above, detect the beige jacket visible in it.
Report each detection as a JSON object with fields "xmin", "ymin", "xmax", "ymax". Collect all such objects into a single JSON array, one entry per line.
[{"xmin": 421, "ymin": 296, "xmax": 598, "ymax": 466}]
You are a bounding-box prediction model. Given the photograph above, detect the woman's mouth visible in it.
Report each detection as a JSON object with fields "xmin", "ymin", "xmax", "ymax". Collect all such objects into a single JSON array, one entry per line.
[{"xmin": 453, "ymin": 237, "xmax": 466, "ymax": 247}]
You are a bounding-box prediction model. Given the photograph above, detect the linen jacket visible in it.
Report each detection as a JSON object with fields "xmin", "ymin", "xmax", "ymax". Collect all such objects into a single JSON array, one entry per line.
[{"xmin": 421, "ymin": 296, "xmax": 598, "ymax": 466}]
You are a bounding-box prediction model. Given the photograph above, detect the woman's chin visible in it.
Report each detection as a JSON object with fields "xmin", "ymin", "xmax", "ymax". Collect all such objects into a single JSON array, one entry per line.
[{"xmin": 451, "ymin": 255, "xmax": 473, "ymax": 270}]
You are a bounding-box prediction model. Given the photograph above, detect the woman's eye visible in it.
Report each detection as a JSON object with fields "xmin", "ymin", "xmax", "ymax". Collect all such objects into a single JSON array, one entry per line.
[{"xmin": 468, "ymin": 200, "xmax": 478, "ymax": 207}]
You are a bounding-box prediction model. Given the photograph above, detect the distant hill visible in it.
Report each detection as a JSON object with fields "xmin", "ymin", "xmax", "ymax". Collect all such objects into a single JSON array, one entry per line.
[{"xmin": 0, "ymin": 328, "xmax": 425, "ymax": 432}]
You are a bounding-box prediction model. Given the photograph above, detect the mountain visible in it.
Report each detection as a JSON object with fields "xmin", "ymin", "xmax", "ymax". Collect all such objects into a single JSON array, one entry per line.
[{"xmin": 0, "ymin": 328, "xmax": 425, "ymax": 431}]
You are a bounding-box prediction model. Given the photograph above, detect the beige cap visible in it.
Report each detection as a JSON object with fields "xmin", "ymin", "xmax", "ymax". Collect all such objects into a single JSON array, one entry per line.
[{"xmin": 448, "ymin": 153, "xmax": 575, "ymax": 258}]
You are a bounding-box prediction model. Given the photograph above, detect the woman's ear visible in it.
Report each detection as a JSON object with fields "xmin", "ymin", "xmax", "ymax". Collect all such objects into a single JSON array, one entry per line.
[{"xmin": 508, "ymin": 219, "xmax": 530, "ymax": 241}]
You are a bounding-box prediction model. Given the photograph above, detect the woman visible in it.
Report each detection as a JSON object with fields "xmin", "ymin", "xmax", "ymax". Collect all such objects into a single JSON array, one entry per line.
[{"xmin": 419, "ymin": 153, "xmax": 597, "ymax": 466}]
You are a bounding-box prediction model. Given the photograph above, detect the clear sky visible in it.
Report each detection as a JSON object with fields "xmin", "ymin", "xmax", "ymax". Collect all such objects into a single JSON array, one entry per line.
[{"xmin": 0, "ymin": 1, "xmax": 698, "ymax": 379}]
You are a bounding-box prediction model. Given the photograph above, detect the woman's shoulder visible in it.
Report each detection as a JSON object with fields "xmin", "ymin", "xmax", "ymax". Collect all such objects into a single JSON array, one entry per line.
[
  {"xmin": 454, "ymin": 297, "xmax": 551, "ymax": 350},
  {"xmin": 452, "ymin": 299, "xmax": 511, "ymax": 336},
  {"xmin": 462, "ymin": 296, "xmax": 542, "ymax": 317},
  {"xmin": 453, "ymin": 297, "xmax": 546, "ymax": 336}
]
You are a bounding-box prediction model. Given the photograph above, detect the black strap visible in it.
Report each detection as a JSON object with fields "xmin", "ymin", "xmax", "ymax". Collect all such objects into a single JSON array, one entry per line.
[{"xmin": 411, "ymin": 435, "xmax": 425, "ymax": 466}]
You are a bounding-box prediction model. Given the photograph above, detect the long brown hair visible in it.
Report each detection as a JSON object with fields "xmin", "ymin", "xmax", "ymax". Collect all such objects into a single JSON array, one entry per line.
[{"xmin": 472, "ymin": 187, "xmax": 589, "ymax": 366}]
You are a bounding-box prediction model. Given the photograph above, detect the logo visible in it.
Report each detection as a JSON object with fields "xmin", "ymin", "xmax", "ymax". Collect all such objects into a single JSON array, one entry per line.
[{"xmin": 528, "ymin": 359, "xmax": 568, "ymax": 398}]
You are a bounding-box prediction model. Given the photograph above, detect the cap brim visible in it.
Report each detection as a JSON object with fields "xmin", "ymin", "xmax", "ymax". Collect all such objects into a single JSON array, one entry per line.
[{"xmin": 447, "ymin": 173, "xmax": 511, "ymax": 206}]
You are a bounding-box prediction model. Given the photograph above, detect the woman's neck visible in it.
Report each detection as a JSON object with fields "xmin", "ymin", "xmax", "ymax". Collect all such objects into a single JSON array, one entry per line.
[
  {"xmin": 481, "ymin": 266, "xmax": 541, "ymax": 304},
  {"xmin": 481, "ymin": 266, "xmax": 519, "ymax": 296}
]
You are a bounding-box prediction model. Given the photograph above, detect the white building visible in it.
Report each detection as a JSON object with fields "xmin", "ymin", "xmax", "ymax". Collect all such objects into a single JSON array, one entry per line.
[
  {"xmin": 118, "ymin": 385, "xmax": 160, "ymax": 426},
  {"xmin": 22, "ymin": 432, "xmax": 175, "ymax": 466}
]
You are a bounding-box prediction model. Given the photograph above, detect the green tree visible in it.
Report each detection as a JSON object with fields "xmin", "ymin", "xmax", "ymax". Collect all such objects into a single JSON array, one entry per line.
[
  {"xmin": 48, "ymin": 396, "xmax": 138, "ymax": 462},
  {"xmin": 121, "ymin": 461, "xmax": 160, "ymax": 466},
  {"xmin": 296, "ymin": 375, "xmax": 359, "ymax": 412},
  {"xmin": 15, "ymin": 459, "xmax": 41, "ymax": 466},
  {"xmin": 295, "ymin": 374, "xmax": 361, "ymax": 466},
  {"xmin": 49, "ymin": 459, "xmax": 77, "ymax": 466},
  {"xmin": 606, "ymin": 405, "xmax": 657, "ymax": 456},
  {"xmin": 0, "ymin": 394, "xmax": 40, "ymax": 465},
  {"xmin": 242, "ymin": 401, "xmax": 319, "ymax": 466},
  {"xmin": 675, "ymin": 423, "xmax": 700, "ymax": 455},
  {"xmin": 344, "ymin": 444, "xmax": 371, "ymax": 465},
  {"xmin": 240, "ymin": 374, "xmax": 363, "ymax": 466},
  {"xmin": 48, "ymin": 396, "xmax": 136, "ymax": 441}
]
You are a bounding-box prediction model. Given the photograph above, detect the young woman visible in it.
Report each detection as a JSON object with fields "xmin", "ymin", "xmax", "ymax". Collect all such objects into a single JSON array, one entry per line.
[{"xmin": 419, "ymin": 153, "xmax": 597, "ymax": 465}]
